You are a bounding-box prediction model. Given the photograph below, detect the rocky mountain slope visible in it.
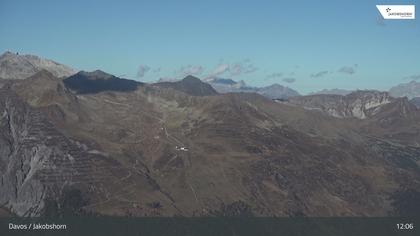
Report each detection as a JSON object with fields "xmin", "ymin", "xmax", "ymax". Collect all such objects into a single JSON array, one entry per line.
[
  {"xmin": 0, "ymin": 72, "xmax": 420, "ymax": 216},
  {"xmin": 287, "ymin": 90, "xmax": 394, "ymax": 119},
  {"xmin": 0, "ymin": 72, "xmax": 178, "ymax": 216},
  {"xmin": 0, "ymin": 51, "xmax": 76, "ymax": 80},
  {"xmin": 1, "ymin": 57, "xmax": 420, "ymax": 217},
  {"xmin": 286, "ymin": 90, "xmax": 420, "ymax": 146}
]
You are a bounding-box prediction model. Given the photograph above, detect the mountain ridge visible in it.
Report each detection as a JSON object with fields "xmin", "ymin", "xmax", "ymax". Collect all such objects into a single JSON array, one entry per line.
[
  {"xmin": 1, "ymin": 53, "xmax": 420, "ymax": 217},
  {"xmin": 0, "ymin": 51, "xmax": 76, "ymax": 80},
  {"xmin": 153, "ymin": 75, "xmax": 218, "ymax": 96},
  {"xmin": 389, "ymin": 80, "xmax": 420, "ymax": 99},
  {"xmin": 206, "ymin": 77, "xmax": 300, "ymax": 99},
  {"xmin": 63, "ymin": 70, "xmax": 143, "ymax": 94},
  {"xmin": 287, "ymin": 90, "xmax": 396, "ymax": 119}
]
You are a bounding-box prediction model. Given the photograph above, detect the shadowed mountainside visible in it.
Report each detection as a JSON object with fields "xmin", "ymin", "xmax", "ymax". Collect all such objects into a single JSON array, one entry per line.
[{"xmin": 64, "ymin": 70, "xmax": 143, "ymax": 94}]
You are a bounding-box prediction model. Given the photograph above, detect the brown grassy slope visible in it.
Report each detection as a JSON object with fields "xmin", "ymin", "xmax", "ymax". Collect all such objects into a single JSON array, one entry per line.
[{"xmin": 5, "ymin": 74, "xmax": 420, "ymax": 216}]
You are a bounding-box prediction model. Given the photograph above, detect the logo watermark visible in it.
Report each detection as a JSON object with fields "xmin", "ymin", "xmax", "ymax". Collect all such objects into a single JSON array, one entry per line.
[{"xmin": 376, "ymin": 5, "xmax": 415, "ymax": 19}]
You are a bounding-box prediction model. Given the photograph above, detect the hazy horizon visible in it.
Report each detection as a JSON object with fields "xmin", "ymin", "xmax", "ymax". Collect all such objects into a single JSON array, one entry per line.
[{"xmin": 1, "ymin": 0, "xmax": 419, "ymax": 94}]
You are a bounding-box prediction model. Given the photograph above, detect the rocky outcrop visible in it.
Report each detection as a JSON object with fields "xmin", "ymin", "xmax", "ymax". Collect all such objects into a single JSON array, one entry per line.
[
  {"xmin": 288, "ymin": 91, "xmax": 394, "ymax": 119},
  {"xmin": 0, "ymin": 90, "xmax": 49, "ymax": 215}
]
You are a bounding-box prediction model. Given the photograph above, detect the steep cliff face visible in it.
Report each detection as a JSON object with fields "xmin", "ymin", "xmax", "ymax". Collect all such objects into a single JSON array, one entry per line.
[
  {"xmin": 288, "ymin": 91, "xmax": 393, "ymax": 119},
  {"xmin": 0, "ymin": 90, "xmax": 109, "ymax": 216},
  {"xmin": 0, "ymin": 88, "xmax": 178, "ymax": 216},
  {"xmin": 0, "ymin": 90, "xmax": 48, "ymax": 216}
]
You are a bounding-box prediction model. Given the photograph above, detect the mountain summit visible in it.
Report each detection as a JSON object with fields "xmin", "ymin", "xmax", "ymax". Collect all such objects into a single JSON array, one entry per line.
[
  {"xmin": 0, "ymin": 51, "xmax": 76, "ymax": 80},
  {"xmin": 154, "ymin": 75, "xmax": 218, "ymax": 96},
  {"xmin": 64, "ymin": 70, "xmax": 142, "ymax": 94}
]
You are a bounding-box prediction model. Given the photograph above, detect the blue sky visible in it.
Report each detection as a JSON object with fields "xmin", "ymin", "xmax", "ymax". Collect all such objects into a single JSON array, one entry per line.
[{"xmin": 0, "ymin": 0, "xmax": 419, "ymax": 94}]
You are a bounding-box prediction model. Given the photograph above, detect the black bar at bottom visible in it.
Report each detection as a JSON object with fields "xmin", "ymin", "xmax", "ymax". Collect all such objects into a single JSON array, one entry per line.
[{"xmin": 0, "ymin": 217, "xmax": 419, "ymax": 236}]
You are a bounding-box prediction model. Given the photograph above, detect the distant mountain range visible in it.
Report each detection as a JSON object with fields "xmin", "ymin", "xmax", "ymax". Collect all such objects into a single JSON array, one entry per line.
[
  {"xmin": 388, "ymin": 80, "xmax": 420, "ymax": 108},
  {"xmin": 389, "ymin": 80, "xmax": 420, "ymax": 99},
  {"xmin": 310, "ymin": 88, "xmax": 353, "ymax": 96},
  {"xmin": 1, "ymin": 52, "xmax": 420, "ymax": 217},
  {"xmin": 0, "ymin": 51, "xmax": 76, "ymax": 80},
  {"xmin": 205, "ymin": 77, "xmax": 300, "ymax": 99}
]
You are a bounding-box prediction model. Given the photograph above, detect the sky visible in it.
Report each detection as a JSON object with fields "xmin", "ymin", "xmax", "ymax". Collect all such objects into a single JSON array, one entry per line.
[{"xmin": 0, "ymin": 0, "xmax": 419, "ymax": 94}]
